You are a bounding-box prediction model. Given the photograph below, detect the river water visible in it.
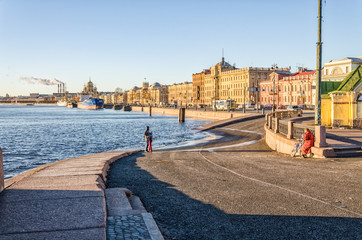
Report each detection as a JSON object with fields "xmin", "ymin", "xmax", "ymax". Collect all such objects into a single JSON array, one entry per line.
[{"xmin": 0, "ymin": 105, "xmax": 210, "ymax": 180}]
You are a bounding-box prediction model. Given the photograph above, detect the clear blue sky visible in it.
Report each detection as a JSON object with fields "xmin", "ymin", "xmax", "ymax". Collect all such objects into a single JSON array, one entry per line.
[{"xmin": 0, "ymin": 0, "xmax": 361, "ymax": 96}]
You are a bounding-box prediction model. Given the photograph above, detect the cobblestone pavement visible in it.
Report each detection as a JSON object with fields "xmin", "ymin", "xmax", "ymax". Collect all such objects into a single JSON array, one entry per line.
[{"xmin": 107, "ymin": 215, "xmax": 152, "ymax": 240}]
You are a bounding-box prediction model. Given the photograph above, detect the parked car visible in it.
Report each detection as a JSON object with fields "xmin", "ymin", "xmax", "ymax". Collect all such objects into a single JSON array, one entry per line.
[
  {"xmin": 287, "ymin": 105, "xmax": 303, "ymax": 116},
  {"xmin": 246, "ymin": 103, "xmax": 255, "ymax": 109},
  {"xmin": 264, "ymin": 104, "xmax": 273, "ymax": 109},
  {"xmin": 277, "ymin": 104, "xmax": 284, "ymax": 109},
  {"xmin": 198, "ymin": 104, "xmax": 205, "ymax": 108},
  {"xmin": 298, "ymin": 104, "xmax": 307, "ymax": 110},
  {"xmin": 287, "ymin": 105, "xmax": 302, "ymax": 111}
]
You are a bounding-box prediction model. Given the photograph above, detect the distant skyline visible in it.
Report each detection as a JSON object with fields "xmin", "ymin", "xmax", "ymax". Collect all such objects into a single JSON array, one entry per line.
[{"xmin": 0, "ymin": 0, "xmax": 361, "ymax": 96}]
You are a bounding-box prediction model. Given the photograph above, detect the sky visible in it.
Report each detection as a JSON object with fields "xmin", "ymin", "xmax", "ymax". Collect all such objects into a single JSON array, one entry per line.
[{"xmin": 0, "ymin": 0, "xmax": 361, "ymax": 96}]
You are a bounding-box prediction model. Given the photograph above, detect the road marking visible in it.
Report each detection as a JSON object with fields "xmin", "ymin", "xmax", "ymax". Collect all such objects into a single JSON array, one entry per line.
[
  {"xmin": 198, "ymin": 150, "xmax": 362, "ymax": 217},
  {"xmin": 161, "ymin": 139, "xmax": 261, "ymax": 152},
  {"xmin": 220, "ymin": 127, "xmax": 265, "ymax": 135}
]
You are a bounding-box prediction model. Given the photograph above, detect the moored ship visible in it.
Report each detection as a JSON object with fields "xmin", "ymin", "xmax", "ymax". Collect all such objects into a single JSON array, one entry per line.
[
  {"xmin": 57, "ymin": 100, "xmax": 67, "ymax": 107},
  {"xmin": 77, "ymin": 98, "xmax": 104, "ymax": 110}
]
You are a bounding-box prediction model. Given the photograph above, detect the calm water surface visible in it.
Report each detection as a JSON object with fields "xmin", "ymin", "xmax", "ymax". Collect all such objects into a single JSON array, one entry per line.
[{"xmin": 0, "ymin": 105, "xmax": 210, "ymax": 180}]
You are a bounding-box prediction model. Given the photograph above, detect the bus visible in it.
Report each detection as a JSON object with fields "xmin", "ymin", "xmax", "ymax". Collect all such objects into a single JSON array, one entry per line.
[{"xmin": 212, "ymin": 99, "xmax": 236, "ymax": 111}]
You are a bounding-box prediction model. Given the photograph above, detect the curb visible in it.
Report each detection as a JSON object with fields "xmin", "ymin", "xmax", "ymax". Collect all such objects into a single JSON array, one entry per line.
[
  {"xmin": 142, "ymin": 213, "xmax": 164, "ymax": 240},
  {"xmin": 197, "ymin": 114, "xmax": 265, "ymax": 131}
]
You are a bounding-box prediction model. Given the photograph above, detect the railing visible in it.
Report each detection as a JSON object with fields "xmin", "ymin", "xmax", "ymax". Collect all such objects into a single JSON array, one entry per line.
[
  {"xmin": 279, "ymin": 121, "xmax": 288, "ymax": 136},
  {"xmin": 293, "ymin": 123, "xmax": 315, "ymax": 140},
  {"xmin": 271, "ymin": 118, "xmax": 276, "ymax": 130}
]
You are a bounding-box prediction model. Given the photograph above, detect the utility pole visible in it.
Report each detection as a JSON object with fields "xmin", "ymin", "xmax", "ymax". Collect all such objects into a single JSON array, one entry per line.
[{"xmin": 315, "ymin": 0, "xmax": 323, "ymax": 125}]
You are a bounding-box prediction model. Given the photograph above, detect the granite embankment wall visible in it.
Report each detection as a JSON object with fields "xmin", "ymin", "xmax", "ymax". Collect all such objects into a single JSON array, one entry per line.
[
  {"xmin": 132, "ymin": 106, "xmax": 249, "ymax": 121},
  {"xmin": 264, "ymin": 114, "xmax": 335, "ymax": 158},
  {"xmin": 0, "ymin": 151, "xmax": 141, "ymax": 239}
]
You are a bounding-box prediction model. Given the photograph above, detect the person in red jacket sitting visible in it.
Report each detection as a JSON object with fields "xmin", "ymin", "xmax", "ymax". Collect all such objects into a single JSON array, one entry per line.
[{"xmin": 302, "ymin": 128, "xmax": 314, "ymax": 158}]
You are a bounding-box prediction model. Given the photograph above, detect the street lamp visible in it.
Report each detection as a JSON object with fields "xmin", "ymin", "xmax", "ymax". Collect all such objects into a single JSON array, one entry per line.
[{"xmin": 315, "ymin": 0, "xmax": 323, "ymax": 125}]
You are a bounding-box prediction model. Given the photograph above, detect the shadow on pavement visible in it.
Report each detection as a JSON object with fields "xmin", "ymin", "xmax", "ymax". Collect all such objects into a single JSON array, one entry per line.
[
  {"xmin": 0, "ymin": 189, "xmax": 105, "ymax": 239},
  {"xmin": 106, "ymin": 152, "xmax": 362, "ymax": 240}
]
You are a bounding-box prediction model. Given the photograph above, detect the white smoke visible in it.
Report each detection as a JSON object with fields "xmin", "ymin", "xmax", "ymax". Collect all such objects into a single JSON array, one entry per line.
[{"xmin": 20, "ymin": 76, "xmax": 64, "ymax": 86}]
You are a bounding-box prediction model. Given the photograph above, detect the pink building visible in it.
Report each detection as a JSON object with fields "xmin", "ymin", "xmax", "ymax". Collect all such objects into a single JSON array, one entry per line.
[
  {"xmin": 259, "ymin": 69, "xmax": 316, "ymax": 107},
  {"xmin": 259, "ymin": 72, "xmax": 292, "ymax": 107}
]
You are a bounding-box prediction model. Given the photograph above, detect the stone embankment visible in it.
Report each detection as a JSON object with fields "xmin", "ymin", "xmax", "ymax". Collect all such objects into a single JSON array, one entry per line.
[
  {"xmin": 0, "ymin": 150, "xmax": 163, "ymax": 240},
  {"xmin": 131, "ymin": 106, "xmax": 250, "ymax": 120}
]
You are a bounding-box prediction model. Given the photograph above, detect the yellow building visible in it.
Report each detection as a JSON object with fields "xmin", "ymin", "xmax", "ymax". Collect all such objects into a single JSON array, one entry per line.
[
  {"xmin": 168, "ymin": 82, "xmax": 192, "ymax": 106},
  {"xmin": 128, "ymin": 86, "xmax": 141, "ymax": 105},
  {"xmin": 200, "ymin": 58, "xmax": 290, "ymax": 106},
  {"xmin": 192, "ymin": 69, "xmax": 209, "ymax": 106},
  {"xmin": 149, "ymin": 82, "xmax": 168, "ymax": 106}
]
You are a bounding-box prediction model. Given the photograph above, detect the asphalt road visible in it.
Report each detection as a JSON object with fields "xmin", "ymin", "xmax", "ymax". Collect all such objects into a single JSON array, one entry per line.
[{"xmin": 107, "ymin": 118, "xmax": 362, "ymax": 240}]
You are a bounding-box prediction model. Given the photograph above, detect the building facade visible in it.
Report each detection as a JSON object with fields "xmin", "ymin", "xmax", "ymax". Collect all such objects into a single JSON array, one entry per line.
[
  {"xmin": 192, "ymin": 69, "xmax": 209, "ymax": 106},
  {"xmin": 197, "ymin": 58, "xmax": 291, "ymax": 106},
  {"xmin": 168, "ymin": 82, "xmax": 192, "ymax": 106},
  {"xmin": 312, "ymin": 57, "xmax": 362, "ymax": 105}
]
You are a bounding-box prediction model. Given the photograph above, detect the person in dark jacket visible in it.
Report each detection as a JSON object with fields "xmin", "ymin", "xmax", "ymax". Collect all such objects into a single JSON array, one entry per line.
[{"xmin": 144, "ymin": 126, "xmax": 150, "ymax": 152}]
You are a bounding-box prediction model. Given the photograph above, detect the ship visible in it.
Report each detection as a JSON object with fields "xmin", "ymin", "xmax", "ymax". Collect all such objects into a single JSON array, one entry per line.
[
  {"xmin": 57, "ymin": 100, "xmax": 67, "ymax": 107},
  {"xmin": 77, "ymin": 98, "xmax": 104, "ymax": 110}
]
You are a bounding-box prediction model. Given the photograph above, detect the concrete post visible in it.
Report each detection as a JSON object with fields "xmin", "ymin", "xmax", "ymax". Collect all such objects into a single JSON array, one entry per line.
[
  {"xmin": 274, "ymin": 118, "xmax": 279, "ymax": 133},
  {"xmin": 0, "ymin": 148, "xmax": 4, "ymax": 193},
  {"xmin": 178, "ymin": 107, "xmax": 185, "ymax": 123},
  {"xmin": 149, "ymin": 106, "xmax": 152, "ymax": 117},
  {"xmin": 287, "ymin": 121, "xmax": 294, "ymax": 139},
  {"xmin": 268, "ymin": 116, "xmax": 273, "ymax": 129},
  {"xmin": 314, "ymin": 125, "xmax": 328, "ymax": 147}
]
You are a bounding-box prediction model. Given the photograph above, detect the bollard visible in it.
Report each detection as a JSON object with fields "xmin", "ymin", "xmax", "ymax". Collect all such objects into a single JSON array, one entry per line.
[
  {"xmin": 141, "ymin": 107, "xmax": 144, "ymax": 112},
  {"xmin": 287, "ymin": 121, "xmax": 294, "ymax": 139},
  {"xmin": 0, "ymin": 148, "xmax": 4, "ymax": 193},
  {"xmin": 314, "ymin": 125, "xmax": 328, "ymax": 147},
  {"xmin": 230, "ymin": 113, "xmax": 233, "ymax": 118},
  {"xmin": 274, "ymin": 118, "xmax": 279, "ymax": 133},
  {"xmin": 178, "ymin": 107, "xmax": 186, "ymax": 123},
  {"xmin": 243, "ymin": 106, "xmax": 246, "ymax": 113},
  {"xmin": 262, "ymin": 107, "xmax": 265, "ymax": 115},
  {"xmin": 149, "ymin": 106, "xmax": 152, "ymax": 117}
]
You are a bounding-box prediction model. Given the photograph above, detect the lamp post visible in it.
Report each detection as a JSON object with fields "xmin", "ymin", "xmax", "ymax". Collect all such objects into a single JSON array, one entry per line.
[
  {"xmin": 272, "ymin": 75, "xmax": 276, "ymax": 114},
  {"xmin": 243, "ymin": 81, "xmax": 246, "ymax": 113},
  {"xmin": 315, "ymin": 0, "xmax": 323, "ymax": 125},
  {"xmin": 214, "ymin": 77, "xmax": 218, "ymax": 111},
  {"xmin": 256, "ymin": 79, "xmax": 259, "ymax": 113},
  {"xmin": 271, "ymin": 64, "xmax": 277, "ymax": 114}
]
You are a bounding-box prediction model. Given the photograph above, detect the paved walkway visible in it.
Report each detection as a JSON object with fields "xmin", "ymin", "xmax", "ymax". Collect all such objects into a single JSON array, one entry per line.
[{"xmin": 0, "ymin": 151, "xmax": 163, "ymax": 240}]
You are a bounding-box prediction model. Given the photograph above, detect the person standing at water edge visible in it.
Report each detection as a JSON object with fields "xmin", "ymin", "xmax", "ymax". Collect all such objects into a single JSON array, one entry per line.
[
  {"xmin": 144, "ymin": 126, "xmax": 150, "ymax": 152},
  {"xmin": 148, "ymin": 132, "xmax": 153, "ymax": 152}
]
